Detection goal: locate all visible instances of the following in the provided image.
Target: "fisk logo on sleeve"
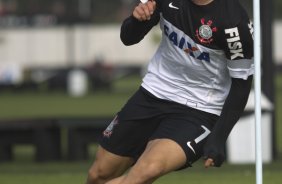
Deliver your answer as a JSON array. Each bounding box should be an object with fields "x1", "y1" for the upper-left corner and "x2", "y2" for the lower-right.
[{"x1": 225, "y1": 27, "x2": 244, "y2": 60}]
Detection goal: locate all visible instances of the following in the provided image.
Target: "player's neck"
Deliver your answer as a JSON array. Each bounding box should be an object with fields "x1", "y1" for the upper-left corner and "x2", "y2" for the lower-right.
[{"x1": 191, "y1": 0, "x2": 214, "y2": 5}]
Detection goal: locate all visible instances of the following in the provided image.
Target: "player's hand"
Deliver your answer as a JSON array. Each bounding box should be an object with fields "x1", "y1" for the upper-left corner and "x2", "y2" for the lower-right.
[
  {"x1": 203, "y1": 133, "x2": 226, "y2": 167},
  {"x1": 133, "y1": 0, "x2": 156, "y2": 21},
  {"x1": 203, "y1": 147, "x2": 225, "y2": 168},
  {"x1": 204, "y1": 158, "x2": 215, "y2": 168}
]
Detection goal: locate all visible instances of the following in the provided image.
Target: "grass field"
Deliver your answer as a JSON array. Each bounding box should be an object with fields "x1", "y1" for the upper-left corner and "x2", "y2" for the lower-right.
[
  {"x1": 0, "y1": 73, "x2": 281, "y2": 184},
  {"x1": 0, "y1": 76, "x2": 141, "y2": 119},
  {"x1": 0, "y1": 155, "x2": 281, "y2": 184},
  {"x1": 0, "y1": 143, "x2": 281, "y2": 184}
]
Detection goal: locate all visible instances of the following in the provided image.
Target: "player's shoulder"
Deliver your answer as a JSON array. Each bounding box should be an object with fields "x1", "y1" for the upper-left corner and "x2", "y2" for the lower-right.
[{"x1": 219, "y1": 0, "x2": 249, "y2": 27}]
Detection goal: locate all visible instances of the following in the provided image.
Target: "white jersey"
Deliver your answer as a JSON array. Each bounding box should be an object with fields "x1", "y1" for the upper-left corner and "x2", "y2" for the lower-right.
[{"x1": 141, "y1": 0, "x2": 254, "y2": 115}]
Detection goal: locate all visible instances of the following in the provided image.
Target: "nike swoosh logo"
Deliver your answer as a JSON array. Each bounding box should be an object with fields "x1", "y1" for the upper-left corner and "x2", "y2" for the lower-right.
[
  {"x1": 187, "y1": 141, "x2": 196, "y2": 154},
  {"x1": 187, "y1": 125, "x2": 211, "y2": 155},
  {"x1": 169, "y1": 2, "x2": 179, "y2": 10}
]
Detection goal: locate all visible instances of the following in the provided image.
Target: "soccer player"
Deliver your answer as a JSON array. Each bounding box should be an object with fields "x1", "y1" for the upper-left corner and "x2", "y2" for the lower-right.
[{"x1": 86, "y1": 0, "x2": 254, "y2": 183}]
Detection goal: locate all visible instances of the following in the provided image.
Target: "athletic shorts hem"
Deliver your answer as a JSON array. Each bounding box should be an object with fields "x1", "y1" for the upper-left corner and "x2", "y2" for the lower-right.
[{"x1": 99, "y1": 141, "x2": 138, "y2": 161}]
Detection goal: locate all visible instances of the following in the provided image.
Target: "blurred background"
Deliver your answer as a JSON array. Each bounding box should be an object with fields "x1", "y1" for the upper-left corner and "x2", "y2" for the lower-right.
[{"x1": 0, "y1": 0, "x2": 281, "y2": 184}]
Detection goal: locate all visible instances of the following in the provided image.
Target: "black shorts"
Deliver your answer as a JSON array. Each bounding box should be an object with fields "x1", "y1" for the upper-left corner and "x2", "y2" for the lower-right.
[{"x1": 99, "y1": 87, "x2": 219, "y2": 168}]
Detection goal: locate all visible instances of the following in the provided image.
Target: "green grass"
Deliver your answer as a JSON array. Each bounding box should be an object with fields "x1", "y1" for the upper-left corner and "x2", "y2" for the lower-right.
[
  {"x1": 0, "y1": 73, "x2": 281, "y2": 184},
  {"x1": 155, "y1": 161, "x2": 282, "y2": 184},
  {"x1": 0, "y1": 158, "x2": 281, "y2": 184},
  {"x1": 0, "y1": 75, "x2": 142, "y2": 120},
  {"x1": 0, "y1": 92, "x2": 130, "y2": 119}
]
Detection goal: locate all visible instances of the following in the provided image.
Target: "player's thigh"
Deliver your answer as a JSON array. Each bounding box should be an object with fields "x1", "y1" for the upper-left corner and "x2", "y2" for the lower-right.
[
  {"x1": 134, "y1": 139, "x2": 186, "y2": 175},
  {"x1": 147, "y1": 114, "x2": 217, "y2": 169},
  {"x1": 89, "y1": 146, "x2": 134, "y2": 177}
]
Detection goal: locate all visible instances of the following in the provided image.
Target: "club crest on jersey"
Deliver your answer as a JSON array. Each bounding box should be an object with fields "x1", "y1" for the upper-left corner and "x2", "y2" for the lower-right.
[
  {"x1": 196, "y1": 18, "x2": 217, "y2": 44},
  {"x1": 103, "y1": 115, "x2": 119, "y2": 138}
]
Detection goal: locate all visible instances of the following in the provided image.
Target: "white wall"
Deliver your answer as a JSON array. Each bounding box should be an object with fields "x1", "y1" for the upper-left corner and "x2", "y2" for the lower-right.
[
  {"x1": 0, "y1": 21, "x2": 281, "y2": 69},
  {"x1": 0, "y1": 25, "x2": 160, "y2": 68},
  {"x1": 0, "y1": 27, "x2": 69, "y2": 67},
  {"x1": 72, "y1": 25, "x2": 160, "y2": 66}
]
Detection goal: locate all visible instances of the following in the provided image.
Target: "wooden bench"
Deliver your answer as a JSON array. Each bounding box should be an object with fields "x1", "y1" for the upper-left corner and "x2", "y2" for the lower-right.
[
  {"x1": 58, "y1": 117, "x2": 111, "y2": 160},
  {"x1": 0, "y1": 117, "x2": 111, "y2": 162},
  {"x1": 0, "y1": 119, "x2": 61, "y2": 162}
]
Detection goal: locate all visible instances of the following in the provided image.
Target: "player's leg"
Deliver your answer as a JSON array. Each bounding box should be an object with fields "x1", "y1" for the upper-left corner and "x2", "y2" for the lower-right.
[
  {"x1": 86, "y1": 146, "x2": 134, "y2": 184},
  {"x1": 105, "y1": 138, "x2": 186, "y2": 184},
  {"x1": 105, "y1": 108, "x2": 218, "y2": 184},
  {"x1": 86, "y1": 87, "x2": 163, "y2": 184}
]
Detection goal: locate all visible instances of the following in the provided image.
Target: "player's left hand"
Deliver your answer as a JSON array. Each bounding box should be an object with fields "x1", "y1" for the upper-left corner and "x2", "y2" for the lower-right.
[
  {"x1": 203, "y1": 143, "x2": 226, "y2": 167},
  {"x1": 204, "y1": 158, "x2": 215, "y2": 168},
  {"x1": 203, "y1": 150, "x2": 225, "y2": 167}
]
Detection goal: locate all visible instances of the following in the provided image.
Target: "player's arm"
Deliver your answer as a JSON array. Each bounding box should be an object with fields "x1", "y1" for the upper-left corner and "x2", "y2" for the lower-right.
[
  {"x1": 120, "y1": 0, "x2": 160, "y2": 46},
  {"x1": 203, "y1": 10, "x2": 254, "y2": 167},
  {"x1": 203, "y1": 76, "x2": 253, "y2": 167}
]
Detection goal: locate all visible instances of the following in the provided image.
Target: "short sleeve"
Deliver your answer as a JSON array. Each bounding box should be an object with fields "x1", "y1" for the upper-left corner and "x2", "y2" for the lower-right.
[{"x1": 223, "y1": 16, "x2": 254, "y2": 80}]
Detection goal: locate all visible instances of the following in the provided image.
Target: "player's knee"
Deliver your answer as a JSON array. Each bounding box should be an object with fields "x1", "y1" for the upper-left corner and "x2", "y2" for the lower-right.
[
  {"x1": 87, "y1": 165, "x2": 112, "y2": 184},
  {"x1": 134, "y1": 161, "x2": 165, "y2": 182}
]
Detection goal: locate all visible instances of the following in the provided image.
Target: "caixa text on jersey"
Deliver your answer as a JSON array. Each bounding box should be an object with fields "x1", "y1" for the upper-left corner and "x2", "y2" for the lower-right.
[{"x1": 164, "y1": 24, "x2": 210, "y2": 63}]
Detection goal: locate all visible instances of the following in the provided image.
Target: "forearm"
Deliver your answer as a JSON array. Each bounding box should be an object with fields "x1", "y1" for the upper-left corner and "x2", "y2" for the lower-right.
[
  {"x1": 204, "y1": 75, "x2": 253, "y2": 166},
  {"x1": 120, "y1": 14, "x2": 159, "y2": 46}
]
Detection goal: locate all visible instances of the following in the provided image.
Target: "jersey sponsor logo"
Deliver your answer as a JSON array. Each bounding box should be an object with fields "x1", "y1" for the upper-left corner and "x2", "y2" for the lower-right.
[
  {"x1": 187, "y1": 125, "x2": 211, "y2": 155},
  {"x1": 103, "y1": 115, "x2": 119, "y2": 138},
  {"x1": 225, "y1": 27, "x2": 244, "y2": 60},
  {"x1": 196, "y1": 18, "x2": 217, "y2": 44},
  {"x1": 168, "y1": 2, "x2": 179, "y2": 10},
  {"x1": 164, "y1": 24, "x2": 210, "y2": 62}
]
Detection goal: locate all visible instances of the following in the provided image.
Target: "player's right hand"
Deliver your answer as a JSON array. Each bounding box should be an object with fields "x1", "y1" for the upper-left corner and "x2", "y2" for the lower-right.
[{"x1": 133, "y1": 0, "x2": 156, "y2": 22}]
